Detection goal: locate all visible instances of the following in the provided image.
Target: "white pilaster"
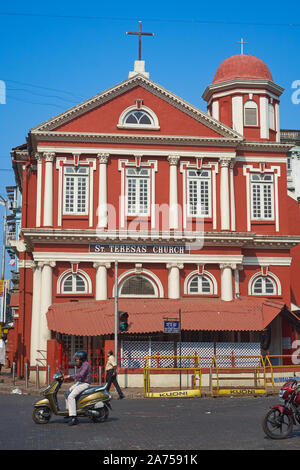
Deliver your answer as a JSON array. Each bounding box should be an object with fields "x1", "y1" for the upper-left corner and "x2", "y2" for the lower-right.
[
  {"x1": 97, "y1": 153, "x2": 109, "y2": 229},
  {"x1": 30, "y1": 263, "x2": 42, "y2": 366},
  {"x1": 212, "y1": 100, "x2": 219, "y2": 120},
  {"x1": 43, "y1": 152, "x2": 55, "y2": 227},
  {"x1": 275, "y1": 102, "x2": 280, "y2": 142},
  {"x1": 167, "y1": 263, "x2": 183, "y2": 299},
  {"x1": 232, "y1": 96, "x2": 243, "y2": 135},
  {"x1": 35, "y1": 153, "x2": 42, "y2": 227},
  {"x1": 220, "y1": 158, "x2": 231, "y2": 230},
  {"x1": 260, "y1": 96, "x2": 269, "y2": 139},
  {"x1": 168, "y1": 155, "x2": 180, "y2": 230},
  {"x1": 230, "y1": 161, "x2": 236, "y2": 231},
  {"x1": 39, "y1": 261, "x2": 55, "y2": 358},
  {"x1": 93, "y1": 262, "x2": 111, "y2": 300},
  {"x1": 220, "y1": 263, "x2": 233, "y2": 301}
]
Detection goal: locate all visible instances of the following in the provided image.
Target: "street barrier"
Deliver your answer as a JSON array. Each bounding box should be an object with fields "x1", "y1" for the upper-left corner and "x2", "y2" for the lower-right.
[
  {"x1": 143, "y1": 354, "x2": 202, "y2": 397},
  {"x1": 210, "y1": 354, "x2": 272, "y2": 396}
]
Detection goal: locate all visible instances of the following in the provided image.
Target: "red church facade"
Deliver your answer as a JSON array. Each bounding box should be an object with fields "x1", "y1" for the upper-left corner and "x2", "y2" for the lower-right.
[{"x1": 8, "y1": 55, "x2": 300, "y2": 385}]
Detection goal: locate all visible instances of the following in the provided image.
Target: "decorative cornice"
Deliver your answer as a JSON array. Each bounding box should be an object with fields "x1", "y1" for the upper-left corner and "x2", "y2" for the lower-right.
[
  {"x1": 31, "y1": 130, "x2": 240, "y2": 148},
  {"x1": 236, "y1": 141, "x2": 293, "y2": 152},
  {"x1": 21, "y1": 228, "x2": 300, "y2": 250}
]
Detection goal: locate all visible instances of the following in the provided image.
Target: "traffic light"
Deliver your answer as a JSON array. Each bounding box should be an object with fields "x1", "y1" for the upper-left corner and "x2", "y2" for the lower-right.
[{"x1": 118, "y1": 311, "x2": 129, "y2": 332}]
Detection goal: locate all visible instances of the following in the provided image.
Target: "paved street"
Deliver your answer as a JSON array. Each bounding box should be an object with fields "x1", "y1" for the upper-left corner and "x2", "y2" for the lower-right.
[{"x1": 0, "y1": 393, "x2": 300, "y2": 452}]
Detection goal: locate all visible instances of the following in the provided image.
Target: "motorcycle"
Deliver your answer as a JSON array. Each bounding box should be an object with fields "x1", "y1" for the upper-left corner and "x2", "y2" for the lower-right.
[
  {"x1": 262, "y1": 379, "x2": 300, "y2": 439},
  {"x1": 32, "y1": 370, "x2": 112, "y2": 424}
]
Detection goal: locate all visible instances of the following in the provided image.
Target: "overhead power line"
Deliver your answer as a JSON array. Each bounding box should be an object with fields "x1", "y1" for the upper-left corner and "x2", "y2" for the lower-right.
[{"x1": 0, "y1": 11, "x2": 299, "y2": 28}]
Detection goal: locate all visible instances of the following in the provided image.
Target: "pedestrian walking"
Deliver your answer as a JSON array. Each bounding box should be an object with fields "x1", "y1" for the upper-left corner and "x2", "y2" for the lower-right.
[
  {"x1": 0, "y1": 335, "x2": 6, "y2": 374},
  {"x1": 105, "y1": 350, "x2": 124, "y2": 399},
  {"x1": 64, "y1": 350, "x2": 92, "y2": 425}
]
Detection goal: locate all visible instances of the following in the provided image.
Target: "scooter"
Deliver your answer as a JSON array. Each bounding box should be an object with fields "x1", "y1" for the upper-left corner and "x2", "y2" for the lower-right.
[{"x1": 32, "y1": 370, "x2": 112, "y2": 424}]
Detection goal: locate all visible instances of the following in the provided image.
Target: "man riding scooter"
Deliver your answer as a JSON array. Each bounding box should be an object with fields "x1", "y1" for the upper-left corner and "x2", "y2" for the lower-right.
[{"x1": 64, "y1": 350, "x2": 92, "y2": 426}]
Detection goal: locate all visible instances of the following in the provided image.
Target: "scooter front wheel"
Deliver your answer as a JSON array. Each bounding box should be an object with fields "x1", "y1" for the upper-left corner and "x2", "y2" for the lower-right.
[
  {"x1": 262, "y1": 409, "x2": 293, "y2": 439},
  {"x1": 32, "y1": 406, "x2": 51, "y2": 424}
]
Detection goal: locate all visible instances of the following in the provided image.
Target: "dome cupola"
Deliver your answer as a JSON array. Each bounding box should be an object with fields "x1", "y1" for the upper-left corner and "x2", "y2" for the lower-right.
[{"x1": 202, "y1": 53, "x2": 284, "y2": 142}]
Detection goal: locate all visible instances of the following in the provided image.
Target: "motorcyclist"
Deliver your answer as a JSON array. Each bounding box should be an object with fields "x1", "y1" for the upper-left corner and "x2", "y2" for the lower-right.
[{"x1": 64, "y1": 350, "x2": 92, "y2": 426}]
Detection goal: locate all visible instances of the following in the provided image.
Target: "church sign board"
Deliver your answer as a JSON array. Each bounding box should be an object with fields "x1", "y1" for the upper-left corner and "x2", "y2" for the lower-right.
[{"x1": 89, "y1": 243, "x2": 189, "y2": 254}]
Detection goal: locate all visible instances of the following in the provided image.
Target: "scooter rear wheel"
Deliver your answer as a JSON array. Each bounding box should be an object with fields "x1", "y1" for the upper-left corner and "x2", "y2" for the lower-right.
[
  {"x1": 262, "y1": 409, "x2": 293, "y2": 439},
  {"x1": 32, "y1": 406, "x2": 52, "y2": 424},
  {"x1": 91, "y1": 407, "x2": 109, "y2": 423}
]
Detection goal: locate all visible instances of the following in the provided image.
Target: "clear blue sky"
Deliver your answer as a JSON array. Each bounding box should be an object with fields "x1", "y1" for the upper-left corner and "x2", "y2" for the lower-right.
[{"x1": 0, "y1": 0, "x2": 300, "y2": 277}]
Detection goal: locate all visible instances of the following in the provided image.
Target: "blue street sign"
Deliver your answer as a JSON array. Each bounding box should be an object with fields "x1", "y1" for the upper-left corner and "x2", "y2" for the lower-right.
[{"x1": 164, "y1": 320, "x2": 180, "y2": 334}]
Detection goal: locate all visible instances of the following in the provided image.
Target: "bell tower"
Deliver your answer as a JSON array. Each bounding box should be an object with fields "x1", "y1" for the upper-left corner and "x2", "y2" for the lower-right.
[{"x1": 202, "y1": 53, "x2": 284, "y2": 142}]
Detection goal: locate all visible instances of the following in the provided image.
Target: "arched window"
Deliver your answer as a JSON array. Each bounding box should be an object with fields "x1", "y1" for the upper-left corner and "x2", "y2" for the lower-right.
[
  {"x1": 119, "y1": 275, "x2": 157, "y2": 297},
  {"x1": 244, "y1": 100, "x2": 258, "y2": 126},
  {"x1": 252, "y1": 276, "x2": 276, "y2": 295},
  {"x1": 188, "y1": 275, "x2": 213, "y2": 295},
  {"x1": 57, "y1": 269, "x2": 92, "y2": 295},
  {"x1": 118, "y1": 105, "x2": 160, "y2": 130},
  {"x1": 62, "y1": 273, "x2": 88, "y2": 293},
  {"x1": 124, "y1": 110, "x2": 153, "y2": 125}
]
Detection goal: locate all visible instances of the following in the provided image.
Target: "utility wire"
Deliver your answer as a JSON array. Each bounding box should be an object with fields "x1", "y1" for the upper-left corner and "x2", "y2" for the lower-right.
[
  {"x1": 7, "y1": 88, "x2": 80, "y2": 104},
  {"x1": 3, "y1": 79, "x2": 84, "y2": 100},
  {"x1": 0, "y1": 11, "x2": 299, "y2": 27}
]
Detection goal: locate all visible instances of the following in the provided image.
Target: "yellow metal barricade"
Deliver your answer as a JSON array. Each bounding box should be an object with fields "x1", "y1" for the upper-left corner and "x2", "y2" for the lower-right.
[
  {"x1": 144, "y1": 354, "x2": 202, "y2": 398},
  {"x1": 210, "y1": 354, "x2": 271, "y2": 396}
]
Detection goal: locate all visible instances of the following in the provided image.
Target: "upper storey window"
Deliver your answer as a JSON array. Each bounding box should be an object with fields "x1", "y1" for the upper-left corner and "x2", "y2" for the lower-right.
[
  {"x1": 63, "y1": 166, "x2": 89, "y2": 215},
  {"x1": 126, "y1": 167, "x2": 150, "y2": 217},
  {"x1": 117, "y1": 103, "x2": 160, "y2": 130},
  {"x1": 187, "y1": 169, "x2": 211, "y2": 218},
  {"x1": 244, "y1": 100, "x2": 258, "y2": 126},
  {"x1": 251, "y1": 173, "x2": 274, "y2": 220}
]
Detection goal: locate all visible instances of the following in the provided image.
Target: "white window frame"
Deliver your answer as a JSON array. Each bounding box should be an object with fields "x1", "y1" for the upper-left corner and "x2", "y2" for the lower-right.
[
  {"x1": 61, "y1": 273, "x2": 88, "y2": 294},
  {"x1": 119, "y1": 274, "x2": 158, "y2": 298},
  {"x1": 125, "y1": 167, "x2": 151, "y2": 217},
  {"x1": 184, "y1": 269, "x2": 218, "y2": 295},
  {"x1": 243, "y1": 164, "x2": 280, "y2": 232},
  {"x1": 187, "y1": 169, "x2": 212, "y2": 218},
  {"x1": 57, "y1": 269, "x2": 92, "y2": 294},
  {"x1": 188, "y1": 275, "x2": 213, "y2": 295},
  {"x1": 250, "y1": 173, "x2": 274, "y2": 221},
  {"x1": 248, "y1": 271, "x2": 281, "y2": 296},
  {"x1": 63, "y1": 166, "x2": 89, "y2": 216},
  {"x1": 244, "y1": 100, "x2": 258, "y2": 126},
  {"x1": 117, "y1": 105, "x2": 160, "y2": 130}
]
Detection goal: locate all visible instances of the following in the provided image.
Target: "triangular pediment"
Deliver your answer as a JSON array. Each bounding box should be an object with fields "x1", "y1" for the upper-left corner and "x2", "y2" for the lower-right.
[{"x1": 30, "y1": 74, "x2": 243, "y2": 142}]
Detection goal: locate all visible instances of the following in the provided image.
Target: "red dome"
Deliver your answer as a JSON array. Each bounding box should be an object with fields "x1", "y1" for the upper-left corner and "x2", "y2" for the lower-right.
[{"x1": 212, "y1": 54, "x2": 273, "y2": 84}]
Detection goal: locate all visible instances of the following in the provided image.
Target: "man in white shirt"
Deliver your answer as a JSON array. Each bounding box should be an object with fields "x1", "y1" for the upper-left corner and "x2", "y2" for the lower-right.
[
  {"x1": 105, "y1": 350, "x2": 124, "y2": 399},
  {"x1": 0, "y1": 335, "x2": 6, "y2": 374}
]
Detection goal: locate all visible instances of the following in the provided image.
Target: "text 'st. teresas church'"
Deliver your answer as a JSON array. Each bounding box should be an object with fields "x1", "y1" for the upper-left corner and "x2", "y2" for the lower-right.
[{"x1": 8, "y1": 32, "x2": 300, "y2": 385}]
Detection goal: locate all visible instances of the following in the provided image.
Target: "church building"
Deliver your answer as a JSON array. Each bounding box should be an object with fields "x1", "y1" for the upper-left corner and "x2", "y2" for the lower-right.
[{"x1": 8, "y1": 33, "x2": 300, "y2": 385}]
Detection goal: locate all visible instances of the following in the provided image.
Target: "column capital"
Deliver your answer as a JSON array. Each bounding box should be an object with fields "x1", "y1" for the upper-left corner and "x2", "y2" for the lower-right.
[
  {"x1": 167, "y1": 155, "x2": 180, "y2": 166},
  {"x1": 166, "y1": 262, "x2": 184, "y2": 270},
  {"x1": 219, "y1": 262, "x2": 235, "y2": 270},
  {"x1": 35, "y1": 152, "x2": 43, "y2": 163},
  {"x1": 38, "y1": 261, "x2": 56, "y2": 269},
  {"x1": 93, "y1": 261, "x2": 111, "y2": 269},
  {"x1": 219, "y1": 157, "x2": 231, "y2": 168},
  {"x1": 97, "y1": 153, "x2": 110, "y2": 164},
  {"x1": 43, "y1": 152, "x2": 55, "y2": 162}
]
